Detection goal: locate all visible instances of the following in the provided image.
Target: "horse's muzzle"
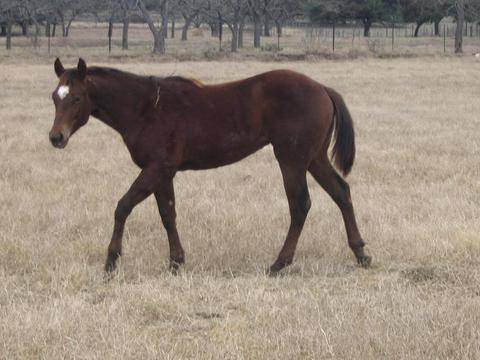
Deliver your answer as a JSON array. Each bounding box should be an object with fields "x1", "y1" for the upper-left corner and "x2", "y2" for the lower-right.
[{"x1": 49, "y1": 132, "x2": 68, "y2": 149}]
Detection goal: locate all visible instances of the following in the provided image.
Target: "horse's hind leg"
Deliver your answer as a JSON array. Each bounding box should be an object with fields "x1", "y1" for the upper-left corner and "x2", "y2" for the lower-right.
[
  {"x1": 154, "y1": 179, "x2": 185, "y2": 272},
  {"x1": 308, "y1": 158, "x2": 371, "y2": 267},
  {"x1": 269, "y1": 159, "x2": 311, "y2": 274}
]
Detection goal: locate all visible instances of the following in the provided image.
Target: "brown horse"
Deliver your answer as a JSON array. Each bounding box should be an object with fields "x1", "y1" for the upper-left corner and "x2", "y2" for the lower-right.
[{"x1": 49, "y1": 58, "x2": 371, "y2": 274}]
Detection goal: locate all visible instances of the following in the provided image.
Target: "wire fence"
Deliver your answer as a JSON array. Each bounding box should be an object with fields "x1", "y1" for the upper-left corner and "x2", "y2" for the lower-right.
[{"x1": 1, "y1": 20, "x2": 480, "y2": 59}]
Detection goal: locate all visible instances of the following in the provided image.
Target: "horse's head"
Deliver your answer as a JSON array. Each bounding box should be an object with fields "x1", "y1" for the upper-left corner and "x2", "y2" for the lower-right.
[{"x1": 49, "y1": 58, "x2": 93, "y2": 149}]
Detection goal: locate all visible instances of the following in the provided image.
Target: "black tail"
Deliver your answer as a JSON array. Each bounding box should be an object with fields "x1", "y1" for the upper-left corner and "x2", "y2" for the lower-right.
[{"x1": 325, "y1": 87, "x2": 355, "y2": 176}]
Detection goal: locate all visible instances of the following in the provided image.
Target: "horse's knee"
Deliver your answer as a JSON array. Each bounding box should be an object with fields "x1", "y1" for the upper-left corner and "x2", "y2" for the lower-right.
[
  {"x1": 161, "y1": 216, "x2": 176, "y2": 232},
  {"x1": 115, "y1": 199, "x2": 131, "y2": 222},
  {"x1": 333, "y1": 175, "x2": 353, "y2": 209},
  {"x1": 159, "y1": 206, "x2": 177, "y2": 232},
  {"x1": 294, "y1": 186, "x2": 311, "y2": 220}
]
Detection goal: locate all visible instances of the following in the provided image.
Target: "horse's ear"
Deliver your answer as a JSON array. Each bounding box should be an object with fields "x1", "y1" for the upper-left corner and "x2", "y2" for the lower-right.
[
  {"x1": 77, "y1": 58, "x2": 87, "y2": 81},
  {"x1": 54, "y1": 58, "x2": 65, "y2": 78}
]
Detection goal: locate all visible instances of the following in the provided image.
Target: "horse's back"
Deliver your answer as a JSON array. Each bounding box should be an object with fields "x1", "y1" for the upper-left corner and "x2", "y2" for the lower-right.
[{"x1": 177, "y1": 70, "x2": 335, "y2": 169}]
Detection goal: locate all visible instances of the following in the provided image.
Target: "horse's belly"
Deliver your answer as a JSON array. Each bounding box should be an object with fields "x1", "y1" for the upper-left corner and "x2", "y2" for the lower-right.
[{"x1": 180, "y1": 136, "x2": 269, "y2": 170}]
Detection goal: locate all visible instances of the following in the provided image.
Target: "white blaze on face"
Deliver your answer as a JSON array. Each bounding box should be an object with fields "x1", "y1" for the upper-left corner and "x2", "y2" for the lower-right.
[{"x1": 57, "y1": 85, "x2": 70, "y2": 100}]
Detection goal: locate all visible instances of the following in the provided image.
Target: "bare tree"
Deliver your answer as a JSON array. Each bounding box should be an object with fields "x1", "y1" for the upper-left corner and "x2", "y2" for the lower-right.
[
  {"x1": 138, "y1": 0, "x2": 168, "y2": 54},
  {"x1": 49, "y1": 0, "x2": 84, "y2": 37},
  {"x1": 267, "y1": 0, "x2": 301, "y2": 45},
  {"x1": 204, "y1": 5, "x2": 225, "y2": 50},
  {"x1": 119, "y1": 0, "x2": 136, "y2": 50},
  {"x1": 19, "y1": 0, "x2": 47, "y2": 47},
  {"x1": 263, "y1": 0, "x2": 271, "y2": 36},
  {"x1": 0, "y1": 0, "x2": 17, "y2": 49},
  {"x1": 455, "y1": 0, "x2": 465, "y2": 53},
  {"x1": 208, "y1": 0, "x2": 248, "y2": 52},
  {"x1": 179, "y1": 0, "x2": 205, "y2": 41},
  {"x1": 248, "y1": 0, "x2": 264, "y2": 48}
]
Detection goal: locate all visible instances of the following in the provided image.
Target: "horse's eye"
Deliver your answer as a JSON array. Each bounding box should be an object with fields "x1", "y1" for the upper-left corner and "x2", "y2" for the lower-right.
[{"x1": 73, "y1": 97, "x2": 81, "y2": 104}]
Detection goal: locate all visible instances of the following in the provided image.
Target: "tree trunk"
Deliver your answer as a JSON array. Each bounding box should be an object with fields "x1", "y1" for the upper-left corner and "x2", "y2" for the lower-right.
[
  {"x1": 434, "y1": 19, "x2": 441, "y2": 36},
  {"x1": 33, "y1": 23, "x2": 40, "y2": 48},
  {"x1": 161, "y1": 3, "x2": 168, "y2": 39},
  {"x1": 218, "y1": 15, "x2": 223, "y2": 51},
  {"x1": 276, "y1": 21, "x2": 282, "y2": 37},
  {"x1": 138, "y1": 0, "x2": 166, "y2": 54},
  {"x1": 52, "y1": 23, "x2": 56, "y2": 37},
  {"x1": 455, "y1": 0, "x2": 464, "y2": 53},
  {"x1": 45, "y1": 21, "x2": 51, "y2": 37},
  {"x1": 181, "y1": 17, "x2": 193, "y2": 41},
  {"x1": 21, "y1": 21, "x2": 28, "y2": 36},
  {"x1": 6, "y1": 21, "x2": 12, "y2": 50},
  {"x1": 122, "y1": 10, "x2": 129, "y2": 50},
  {"x1": 1, "y1": 25, "x2": 6, "y2": 37},
  {"x1": 65, "y1": 20, "x2": 73, "y2": 37},
  {"x1": 153, "y1": 32, "x2": 165, "y2": 53},
  {"x1": 229, "y1": 23, "x2": 238, "y2": 52},
  {"x1": 253, "y1": 13, "x2": 261, "y2": 48},
  {"x1": 209, "y1": 22, "x2": 219, "y2": 37},
  {"x1": 59, "y1": 14, "x2": 67, "y2": 37},
  {"x1": 363, "y1": 19, "x2": 371, "y2": 37},
  {"x1": 414, "y1": 22, "x2": 424, "y2": 37},
  {"x1": 238, "y1": 20, "x2": 244, "y2": 48},
  {"x1": 264, "y1": 13, "x2": 271, "y2": 36},
  {"x1": 171, "y1": 17, "x2": 175, "y2": 38}
]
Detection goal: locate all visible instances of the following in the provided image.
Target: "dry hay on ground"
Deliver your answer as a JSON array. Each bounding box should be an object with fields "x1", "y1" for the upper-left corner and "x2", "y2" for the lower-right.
[{"x1": 0, "y1": 58, "x2": 479, "y2": 359}]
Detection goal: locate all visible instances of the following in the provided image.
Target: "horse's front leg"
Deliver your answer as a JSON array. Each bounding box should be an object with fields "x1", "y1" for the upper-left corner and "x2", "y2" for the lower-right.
[
  {"x1": 154, "y1": 176, "x2": 185, "y2": 272},
  {"x1": 105, "y1": 166, "x2": 161, "y2": 273}
]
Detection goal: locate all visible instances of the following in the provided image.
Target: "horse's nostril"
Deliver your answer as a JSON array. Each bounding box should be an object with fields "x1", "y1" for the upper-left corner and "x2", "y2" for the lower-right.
[{"x1": 50, "y1": 133, "x2": 64, "y2": 145}]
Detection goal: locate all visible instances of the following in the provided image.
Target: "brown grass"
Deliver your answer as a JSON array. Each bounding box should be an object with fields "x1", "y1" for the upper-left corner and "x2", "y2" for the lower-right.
[{"x1": 1, "y1": 57, "x2": 480, "y2": 359}]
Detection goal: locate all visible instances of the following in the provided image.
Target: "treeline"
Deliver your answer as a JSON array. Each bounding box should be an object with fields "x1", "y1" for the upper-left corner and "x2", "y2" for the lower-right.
[
  {"x1": 308, "y1": 0, "x2": 480, "y2": 52},
  {"x1": 0, "y1": 0, "x2": 478, "y2": 53},
  {"x1": 308, "y1": 0, "x2": 479, "y2": 36},
  {"x1": 0, "y1": 0, "x2": 301, "y2": 53}
]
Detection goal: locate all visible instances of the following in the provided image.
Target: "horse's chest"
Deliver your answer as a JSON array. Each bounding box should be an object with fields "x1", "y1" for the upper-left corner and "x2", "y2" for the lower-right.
[{"x1": 122, "y1": 125, "x2": 178, "y2": 169}]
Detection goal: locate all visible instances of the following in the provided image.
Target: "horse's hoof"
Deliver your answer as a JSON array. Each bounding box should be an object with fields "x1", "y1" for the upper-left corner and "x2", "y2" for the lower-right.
[
  {"x1": 105, "y1": 251, "x2": 120, "y2": 273},
  {"x1": 267, "y1": 261, "x2": 289, "y2": 276},
  {"x1": 104, "y1": 261, "x2": 116, "y2": 274},
  {"x1": 357, "y1": 255, "x2": 372, "y2": 268},
  {"x1": 169, "y1": 264, "x2": 180, "y2": 275},
  {"x1": 169, "y1": 257, "x2": 185, "y2": 275}
]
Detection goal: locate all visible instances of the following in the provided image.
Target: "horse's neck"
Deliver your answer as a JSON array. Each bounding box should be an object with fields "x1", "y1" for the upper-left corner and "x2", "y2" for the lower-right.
[{"x1": 87, "y1": 74, "x2": 149, "y2": 135}]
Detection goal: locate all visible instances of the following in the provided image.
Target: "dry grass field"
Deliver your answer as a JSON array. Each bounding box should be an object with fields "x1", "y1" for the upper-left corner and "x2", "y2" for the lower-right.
[{"x1": 1, "y1": 55, "x2": 480, "y2": 359}]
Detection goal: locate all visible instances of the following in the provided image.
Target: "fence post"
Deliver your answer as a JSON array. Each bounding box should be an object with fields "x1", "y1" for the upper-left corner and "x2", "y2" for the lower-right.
[
  {"x1": 352, "y1": 23, "x2": 356, "y2": 49},
  {"x1": 332, "y1": 22, "x2": 335, "y2": 53},
  {"x1": 47, "y1": 22, "x2": 51, "y2": 55},
  {"x1": 392, "y1": 22, "x2": 395, "y2": 51},
  {"x1": 6, "y1": 19, "x2": 11, "y2": 50},
  {"x1": 443, "y1": 24, "x2": 446, "y2": 53},
  {"x1": 108, "y1": 19, "x2": 113, "y2": 53}
]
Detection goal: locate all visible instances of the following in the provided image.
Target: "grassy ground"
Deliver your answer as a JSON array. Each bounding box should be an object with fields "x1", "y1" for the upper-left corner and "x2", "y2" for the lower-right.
[{"x1": 1, "y1": 57, "x2": 480, "y2": 359}]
